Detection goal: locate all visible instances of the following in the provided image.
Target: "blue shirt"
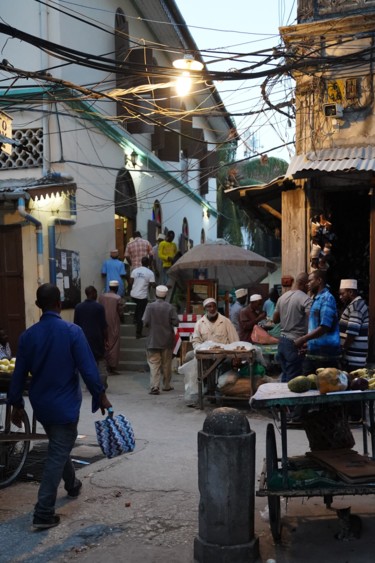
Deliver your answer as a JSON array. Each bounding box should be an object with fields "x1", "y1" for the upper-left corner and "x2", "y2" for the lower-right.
[
  {"x1": 7, "y1": 311, "x2": 104, "y2": 425},
  {"x1": 101, "y1": 258, "x2": 126, "y2": 296},
  {"x1": 307, "y1": 287, "x2": 341, "y2": 357}
]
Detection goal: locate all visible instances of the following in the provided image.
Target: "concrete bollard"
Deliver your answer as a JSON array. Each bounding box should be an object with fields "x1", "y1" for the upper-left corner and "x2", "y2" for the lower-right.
[{"x1": 194, "y1": 407, "x2": 259, "y2": 563}]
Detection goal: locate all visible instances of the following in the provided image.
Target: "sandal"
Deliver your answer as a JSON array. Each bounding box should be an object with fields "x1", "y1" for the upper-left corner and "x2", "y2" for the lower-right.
[
  {"x1": 163, "y1": 387, "x2": 174, "y2": 392},
  {"x1": 149, "y1": 388, "x2": 160, "y2": 395}
]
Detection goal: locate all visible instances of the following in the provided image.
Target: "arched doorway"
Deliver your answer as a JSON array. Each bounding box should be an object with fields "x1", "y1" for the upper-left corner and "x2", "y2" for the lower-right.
[{"x1": 114, "y1": 168, "x2": 137, "y2": 258}]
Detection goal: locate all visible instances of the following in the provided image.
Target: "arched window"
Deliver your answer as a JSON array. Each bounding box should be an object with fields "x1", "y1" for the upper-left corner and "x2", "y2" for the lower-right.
[
  {"x1": 115, "y1": 168, "x2": 137, "y2": 220},
  {"x1": 179, "y1": 217, "x2": 189, "y2": 254},
  {"x1": 152, "y1": 200, "x2": 162, "y2": 226},
  {"x1": 147, "y1": 200, "x2": 163, "y2": 245}
]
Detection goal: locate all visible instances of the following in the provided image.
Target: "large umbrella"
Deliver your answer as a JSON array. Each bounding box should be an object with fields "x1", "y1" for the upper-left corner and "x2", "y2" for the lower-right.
[{"x1": 168, "y1": 239, "x2": 277, "y2": 290}]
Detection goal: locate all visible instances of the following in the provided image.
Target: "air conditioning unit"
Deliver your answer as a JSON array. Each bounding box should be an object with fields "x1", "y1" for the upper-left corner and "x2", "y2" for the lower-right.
[{"x1": 323, "y1": 103, "x2": 344, "y2": 118}]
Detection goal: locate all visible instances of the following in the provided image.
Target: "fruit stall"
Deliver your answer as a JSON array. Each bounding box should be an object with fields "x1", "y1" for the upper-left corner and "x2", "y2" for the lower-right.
[{"x1": 250, "y1": 368, "x2": 375, "y2": 542}]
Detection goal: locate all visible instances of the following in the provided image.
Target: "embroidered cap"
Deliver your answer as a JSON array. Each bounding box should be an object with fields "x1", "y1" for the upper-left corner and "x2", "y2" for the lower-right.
[
  {"x1": 109, "y1": 280, "x2": 119, "y2": 287},
  {"x1": 340, "y1": 279, "x2": 357, "y2": 290},
  {"x1": 156, "y1": 285, "x2": 169, "y2": 297},
  {"x1": 235, "y1": 288, "x2": 247, "y2": 299},
  {"x1": 203, "y1": 297, "x2": 216, "y2": 307},
  {"x1": 250, "y1": 294, "x2": 262, "y2": 302}
]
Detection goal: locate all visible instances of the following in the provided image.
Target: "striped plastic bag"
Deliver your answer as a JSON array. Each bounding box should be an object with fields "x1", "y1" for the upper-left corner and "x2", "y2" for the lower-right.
[{"x1": 95, "y1": 412, "x2": 135, "y2": 459}]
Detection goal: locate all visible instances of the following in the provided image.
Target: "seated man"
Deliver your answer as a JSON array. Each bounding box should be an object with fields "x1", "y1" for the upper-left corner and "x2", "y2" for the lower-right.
[
  {"x1": 191, "y1": 297, "x2": 239, "y2": 348},
  {"x1": 183, "y1": 298, "x2": 239, "y2": 405}
]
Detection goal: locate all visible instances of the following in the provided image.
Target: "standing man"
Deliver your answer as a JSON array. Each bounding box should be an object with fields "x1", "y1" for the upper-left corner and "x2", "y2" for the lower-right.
[
  {"x1": 230, "y1": 288, "x2": 247, "y2": 333},
  {"x1": 294, "y1": 269, "x2": 341, "y2": 373},
  {"x1": 152, "y1": 233, "x2": 165, "y2": 286},
  {"x1": 158, "y1": 230, "x2": 177, "y2": 284},
  {"x1": 273, "y1": 273, "x2": 312, "y2": 382},
  {"x1": 263, "y1": 288, "x2": 279, "y2": 321},
  {"x1": 99, "y1": 280, "x2": 125, "y2": 375},
  {"x1": 339, "y1": 279, "x2": 369, "y2": 371},
  {"x1": 7, "y1": 283, "x2": 111, "y2": 530},
  {"x1": 74, "y1": 286, "x2": 108, "y2": 389},
  {"x1": 142, "y1": 285, "x2": 179, "y2": 395},
  {"x1": 124, "y1": 231, "x2": 153, "y2": 272},
  {"x1": 192, "y1": 298, "x2": 239, "y2": 348},
  {"x1": 239, "y1": 294, "x2": 266, "y2": 342},
  {"x1": 101, "y1": 249, "x2": 126, "y2": 297},
  {"x1": 129, "y1": 256, "x2": 155, "y2": 339}
]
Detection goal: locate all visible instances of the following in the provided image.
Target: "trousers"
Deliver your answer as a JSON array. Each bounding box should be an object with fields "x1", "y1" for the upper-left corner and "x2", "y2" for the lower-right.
[
  {"x1": 147, "y1": 348, "x2": 173, "y2": 390},
  {"x1": 34, "y1": 421, "x2": 79, "y2": 518}
]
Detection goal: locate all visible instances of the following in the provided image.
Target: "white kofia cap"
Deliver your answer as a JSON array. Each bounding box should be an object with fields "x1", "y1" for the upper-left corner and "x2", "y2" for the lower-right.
[
  {"x1": 157, "y1": 233, "x2": 166, "y2": 241},
  {"x1": 203, "y1": 297, "x2": 216, "y2": 307},
  {"x1": 109, "y1": 280, "x2": 119, "y2": 287},
  {"x1": 156, "y1": 285, "x2": 169, "y2": 297},
  {"x1": 340, "y1": 279, "x2": 357, "y2": 290},
  {"x1": 235, "y1": 288, "x2": 247, "y2": 299},
  {"x1": 250, "y1": 293, "x2": 262, "y2": 302}
]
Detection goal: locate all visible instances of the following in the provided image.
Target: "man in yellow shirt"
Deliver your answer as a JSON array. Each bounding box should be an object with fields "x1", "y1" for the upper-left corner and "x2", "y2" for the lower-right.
[{"x1": 158, "y1": 230, "x2": 177, "y2": 284}]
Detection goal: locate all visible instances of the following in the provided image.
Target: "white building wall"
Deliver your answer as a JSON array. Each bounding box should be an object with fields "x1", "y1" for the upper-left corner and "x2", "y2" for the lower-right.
[{"x1": 0, "y1": 0, "x2": 229, "y2": 327}]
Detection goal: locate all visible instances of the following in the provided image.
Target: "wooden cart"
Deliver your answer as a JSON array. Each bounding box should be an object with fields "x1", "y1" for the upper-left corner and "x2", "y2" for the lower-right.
[
  {"x1": 196, "y1": 349, "x2": 255, "y2": 409},
  {"x1": 0, "y1": 375, "x2": 47, "y2": 488},
  {"x1": 250, "y1": 383, "x2": 375, "y2": 542}
]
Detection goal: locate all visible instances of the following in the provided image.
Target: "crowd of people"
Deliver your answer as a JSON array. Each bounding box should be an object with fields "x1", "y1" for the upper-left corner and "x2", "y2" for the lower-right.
[{"x1": 3, "y1": 224, "x2": 371, "y2": 529}]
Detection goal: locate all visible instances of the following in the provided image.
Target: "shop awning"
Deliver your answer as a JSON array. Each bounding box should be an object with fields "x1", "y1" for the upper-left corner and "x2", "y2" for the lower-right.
[
  {"x1": 225, "y1": 175, "x2": 296, "y2": 230},
  {"x1": 286, "y1": 146, "x2": 375, "y2": 179},
  {"x1": 0, "y1": 175, "x2": 77, "y2": 201}
]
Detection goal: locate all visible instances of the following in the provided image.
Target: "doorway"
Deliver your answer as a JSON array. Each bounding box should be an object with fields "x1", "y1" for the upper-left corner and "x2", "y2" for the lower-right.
[{"x1": 0, "y1": 225, "x2": 26, "y2": 352}]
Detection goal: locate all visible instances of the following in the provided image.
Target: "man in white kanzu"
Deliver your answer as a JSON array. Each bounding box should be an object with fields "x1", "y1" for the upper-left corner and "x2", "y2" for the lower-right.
[
  {"x1": 191, "y1": 298, "x2": 239, "y2": 348},
  {"x1": 129, "y1": 257, "x2": 155, "y2": 339}
]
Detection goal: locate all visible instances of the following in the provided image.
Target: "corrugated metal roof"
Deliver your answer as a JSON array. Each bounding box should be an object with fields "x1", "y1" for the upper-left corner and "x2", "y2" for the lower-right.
[{"x1": 286, "y1": 146, "x2": 375, "y2": 178}]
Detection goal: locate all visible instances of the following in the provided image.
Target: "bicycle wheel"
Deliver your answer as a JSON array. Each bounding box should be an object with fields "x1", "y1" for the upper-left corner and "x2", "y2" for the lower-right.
[{"x1": 0, "y1": 405, "x2": 31, "y2": 489}]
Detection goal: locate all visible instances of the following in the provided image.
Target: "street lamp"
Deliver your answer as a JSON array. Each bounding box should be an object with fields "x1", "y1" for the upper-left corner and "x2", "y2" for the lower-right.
[
  {"x1": 125, "y1": 150, "x2": 138, "y2": 168},
  {"x1": 172, "y1": 54, "x2": 203, "y2": 97}
]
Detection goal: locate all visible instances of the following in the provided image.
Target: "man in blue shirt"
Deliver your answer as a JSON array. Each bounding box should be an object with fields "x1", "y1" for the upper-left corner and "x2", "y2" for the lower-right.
[
  {"x1": 101, "y1": 249, "x2": 126, "y2": 297},
  {"x1": 294, "y1": 269, "x2": 341, "y2": 373},
  {"x1": 8, "y1": 283, "x2": 111, "y2": 530}
]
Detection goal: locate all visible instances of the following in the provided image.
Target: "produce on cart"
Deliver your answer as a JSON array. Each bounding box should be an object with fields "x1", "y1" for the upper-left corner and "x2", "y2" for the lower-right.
[{"x1": 251, "y1": 375, "x2": 375, "y2": 542}]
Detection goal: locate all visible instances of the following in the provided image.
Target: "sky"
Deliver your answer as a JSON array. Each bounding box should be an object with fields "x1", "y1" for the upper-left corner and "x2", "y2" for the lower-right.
[{"x1": 176, "y1": 0, "x2": 297, "y2": 163}]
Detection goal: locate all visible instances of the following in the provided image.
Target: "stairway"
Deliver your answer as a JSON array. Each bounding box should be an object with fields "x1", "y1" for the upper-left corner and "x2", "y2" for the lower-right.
[{"x1": 118, "y1": 300, "x2": 149, "y2": 372}]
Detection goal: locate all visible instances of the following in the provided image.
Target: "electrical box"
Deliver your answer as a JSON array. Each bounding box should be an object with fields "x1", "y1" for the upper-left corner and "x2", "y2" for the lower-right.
[{"x1": 323, "y1": 103, "x2": 344, "y2": 118}]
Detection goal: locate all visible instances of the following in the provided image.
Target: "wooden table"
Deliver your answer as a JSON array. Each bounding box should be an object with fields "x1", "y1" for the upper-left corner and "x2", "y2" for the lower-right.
[{"x1": 195, "y1": 349, "x2": 255, "y2": 410}]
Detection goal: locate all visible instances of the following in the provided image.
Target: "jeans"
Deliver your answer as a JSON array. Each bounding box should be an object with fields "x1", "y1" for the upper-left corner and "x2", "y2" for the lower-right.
[
  {"x1": 278, "y1": 337, "x2": 304, "y2": 382},
  {"x1": 34, "y1": 421, "x2": 79, "y2": 519},
  {"x1": 302, "y1": 355, "x2": 340, "y2": 375}
]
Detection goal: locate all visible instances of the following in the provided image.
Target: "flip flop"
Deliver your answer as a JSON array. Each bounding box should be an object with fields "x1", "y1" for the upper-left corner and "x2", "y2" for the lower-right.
[{"x1": 163, "y1": 387, "x2": 174, "y2": 391}]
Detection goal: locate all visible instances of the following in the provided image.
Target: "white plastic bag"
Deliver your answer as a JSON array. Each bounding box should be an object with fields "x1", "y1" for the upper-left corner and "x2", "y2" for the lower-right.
[{"x1": 178, "y1": 358, "x2": 198, "y2": 401}]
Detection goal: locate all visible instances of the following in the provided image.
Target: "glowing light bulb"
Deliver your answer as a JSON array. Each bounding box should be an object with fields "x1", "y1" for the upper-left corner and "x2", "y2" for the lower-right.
[{"x1": 175, "y1": 71, "x2": 192, "y2": 97}]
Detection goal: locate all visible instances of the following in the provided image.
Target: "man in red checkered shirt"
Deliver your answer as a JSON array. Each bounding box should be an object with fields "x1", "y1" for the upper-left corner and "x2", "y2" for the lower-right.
[{"x1": 124, "y1": 231, "x2": 153, "y2": 272}]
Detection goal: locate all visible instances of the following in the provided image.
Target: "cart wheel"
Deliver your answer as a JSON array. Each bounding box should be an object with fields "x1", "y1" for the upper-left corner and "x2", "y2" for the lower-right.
[
  {"x1": 0, "y1": 408, "x2": 30, "y2": 489},
  {"x1": 266, "y1": 423, "x2": 282, "y2": 542}
]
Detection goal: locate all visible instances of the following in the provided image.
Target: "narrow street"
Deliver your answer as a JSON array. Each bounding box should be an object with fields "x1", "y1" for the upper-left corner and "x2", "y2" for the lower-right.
[{"x1": 0, "y1": 370, "x2": 374, "y2": 563}]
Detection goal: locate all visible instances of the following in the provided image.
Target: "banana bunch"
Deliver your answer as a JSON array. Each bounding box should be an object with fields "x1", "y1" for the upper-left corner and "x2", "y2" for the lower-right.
[{"x1": 349, "y1": 368, "x2": 371, "y2": 379}]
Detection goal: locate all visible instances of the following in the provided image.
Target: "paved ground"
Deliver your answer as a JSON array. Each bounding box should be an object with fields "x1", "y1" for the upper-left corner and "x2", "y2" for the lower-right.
[{"x1": 0, "y1": 369, "x2": 374, "y2": 563}]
